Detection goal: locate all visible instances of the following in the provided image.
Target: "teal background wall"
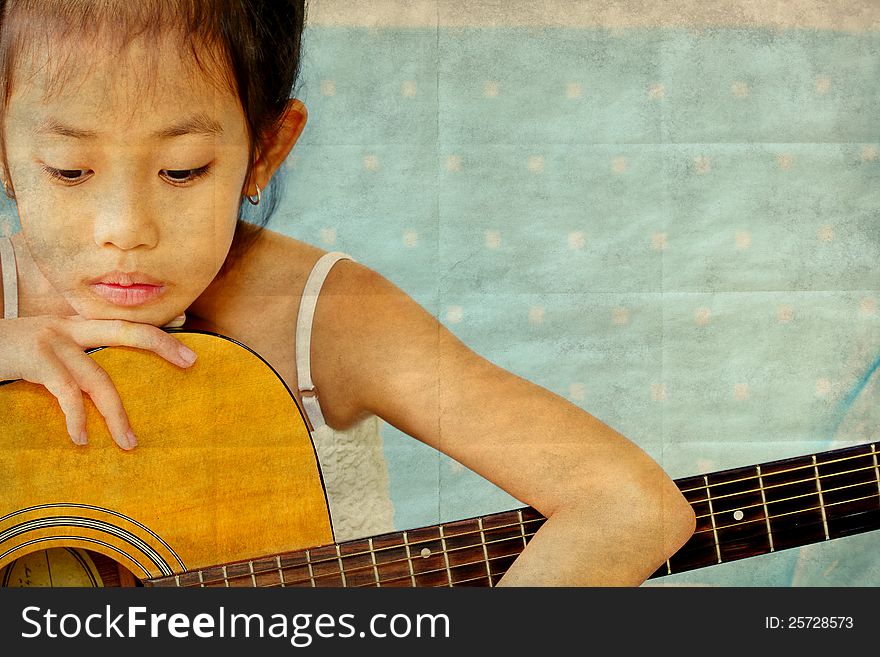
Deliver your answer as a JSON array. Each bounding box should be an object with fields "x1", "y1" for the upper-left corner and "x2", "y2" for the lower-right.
[{"x1": 280, "y1": 20, "x2": 879, "y2": 586}]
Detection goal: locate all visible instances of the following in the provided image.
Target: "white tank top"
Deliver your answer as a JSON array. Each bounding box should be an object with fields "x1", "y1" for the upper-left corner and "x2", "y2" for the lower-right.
[{"x1": 0, "y1": 234, "x2": 395, "y2": 542}]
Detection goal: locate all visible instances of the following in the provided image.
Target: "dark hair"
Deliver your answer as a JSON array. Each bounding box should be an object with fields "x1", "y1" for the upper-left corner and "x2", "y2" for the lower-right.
[{"x1": 0, "y1": 0, "x2": 308, "y2": 274}]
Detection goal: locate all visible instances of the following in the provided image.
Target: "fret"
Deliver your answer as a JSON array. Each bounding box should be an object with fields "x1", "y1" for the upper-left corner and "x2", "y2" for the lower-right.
[
  {"x1": 815, "y1": 443, "x2": 880, "y2": 540},
  {"x1": 223, "y1": 561, "x2": 257, "y2": 587},
  {"x1": 371, "y1": 532, "x2": 413, "y2": 587},
  {"x1": 368, "y1": 538, "x2": 381, "y2": 587},
  {"x1": 398, "y1": 527, "x2": 447, "y2": 586},
  {"x1": 276, "y1": 555, "x2": 286, "y2": 587},
  {"x1": 477, "y1": 518, "x2": 492, "y2": 584},
  {"x1": 873, "y1": 444, "x2": 880, "y2": 497},
  {"x1": 441, "y1": 518, "x2": 492, "y2": 586},
  {"x1": 175, "y1": 574, "x2": 181, "y2": 588},
  {"x1": 278, "y1": 550, "x2": 317, "y2": 587},
  {"x1": 762, "y1": 452, "x2": 825, "y2": 551},
  {"x1": 482, "y1": 511, "x2": 528, "y2": 584},
  {"x1": 307, "y1": 545, "x2": 345, "y2": 586},
  {"x1": 402, "y1": 531, "x2": 417, "y2": 587},
  {"x1": 665, "y1": 560, "x2": 671, "y2": 575},
  {"x1": 339, "y1": 539, "x2": 382, "y2": 587},
  {"x1": 756, "y1": 465, "x2": 775, "y2": 552},
  {"x1": 438, "y1": 526, "x2": 454, "y2": 587},
  {"x1": 335, "y1": 544, "x2": 347, "y2": 587},
  {"x1": 706, "y1": 465, "x2": 772, "y2": 562},
  {"x1": 664, "y1": 473, "x2": 720, "y2": 575},
  {"x1": 306, "y1": 549, "x2": 316, "y2": 587},
  {"x1": 197, "y1": 565, "x2": 226, "y2": 587},
  {"x1": 250, "y1": 557, "x2": 285, "y2": 587},
  {"x1": 812, "y1": 456, "x2": 830, "y2": 540},
  {"x1": 517, "y1": 509, "x2": 528, "y2": 549},
  {"x1": 176, "y1": 570, "x2": 202, "y2": 587},
  {"x1": 704, "y1": 476, "x2": 722, "y2": 564}
]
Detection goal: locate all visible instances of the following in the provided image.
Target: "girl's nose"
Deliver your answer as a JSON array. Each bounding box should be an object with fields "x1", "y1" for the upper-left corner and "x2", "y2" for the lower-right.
[{"x1": 92, "y1": 181, "x2": 159, "y2": 251}]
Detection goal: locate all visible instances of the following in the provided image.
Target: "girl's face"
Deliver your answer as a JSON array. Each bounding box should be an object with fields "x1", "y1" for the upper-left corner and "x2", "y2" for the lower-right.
[{"x1": 3, "y1": 33, "x2": 251, "y2": 326}]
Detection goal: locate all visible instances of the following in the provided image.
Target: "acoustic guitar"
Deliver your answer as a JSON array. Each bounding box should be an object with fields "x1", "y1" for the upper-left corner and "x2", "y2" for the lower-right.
[{"x1": 1, "y1": 330, "x2": 877, "y2": 587}]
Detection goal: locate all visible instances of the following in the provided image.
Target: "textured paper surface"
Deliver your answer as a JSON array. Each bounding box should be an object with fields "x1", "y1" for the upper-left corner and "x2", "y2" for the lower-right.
[
  {"x1": 1, "y1": 0, "x2": 875, "y2": 586},
  {"x1": 285, "y1": 0, "x2": 879, "y2": 586}
]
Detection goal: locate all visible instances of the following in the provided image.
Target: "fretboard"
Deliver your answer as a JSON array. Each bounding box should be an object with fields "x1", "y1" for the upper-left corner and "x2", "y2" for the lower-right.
[
  {"x1": 147, "y1": 441, "x2": 880, "y2": 587},
  {"x1": 656, "y1": 440, "x2": 880, "y2": 577},
  {"x1": 149, "y1": 508, "x2": 543, "y2": 587}
]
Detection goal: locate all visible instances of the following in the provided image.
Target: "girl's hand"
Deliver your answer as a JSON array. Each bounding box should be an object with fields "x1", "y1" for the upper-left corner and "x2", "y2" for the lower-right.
[{"x1": 0, "y1": 315, "x2": 197, "y2": 450}]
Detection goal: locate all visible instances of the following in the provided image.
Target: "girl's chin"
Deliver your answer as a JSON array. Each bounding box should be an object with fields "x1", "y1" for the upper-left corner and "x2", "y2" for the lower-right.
[
  {"x1": 71, "y1": 302, "x2": 181, "y2": 328},
  {"x1": 71, "y1": 288, "x2": 188, "y2": 327}
]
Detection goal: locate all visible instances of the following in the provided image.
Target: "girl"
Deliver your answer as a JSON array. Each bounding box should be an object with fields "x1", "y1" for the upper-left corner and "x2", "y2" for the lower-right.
[{"x1": 0, "y1": 0, "x2": 695, "y2": 586}]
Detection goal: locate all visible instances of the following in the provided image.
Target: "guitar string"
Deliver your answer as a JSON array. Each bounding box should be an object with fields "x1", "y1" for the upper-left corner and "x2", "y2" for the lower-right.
[
  {"x1": 172, "y1": 483, "x2": 880, "y2": 589},
  {"x1": 268, "y1": 493, "x2": 880, "y2": 589},
  {"x1": 155, "y1": 453, "x2": 876, "y2": 588},
  {"x1": 306, "y1": 491, "x2": 879, "y2": 588},
  {"x1": 248, "y1": 549, "x2": 518, "y2": 588},
  {"x1": 196, "y1": 531, "x2": 536, "y2": 588},
  {"x1": 172, "y1": 517, "x2": 544, "y2": 586},
  {"x1": 691, "y1": 489, "x2": 879, "y2": 536},
  {"x1": 677, "y1": 447, "x2": 878, "y2": 496},
  {"x1": 234, "y1": 494, "x2": 873, "y2": 589},
  {"x1": 298, "y1": 550, "x2": 516, "y2": 588},
  {"x1": 184, "y1": 526, "x2": 540, "y2": 588},
  {"x1": 174, "y1": 461, "x2": 880, "y2": 588},
  {"x1": 179, "y1": 484, "x2": 880, "y2": 588},
  {"x1": 690, "y1": 463, "x2": 880, "y2": 520},
  {"x1": 259, "y1": 490, "x2": 880, "y2": 588},
  {"x1": 159, "y1": 453, "x2": 880, "y2": 589}
]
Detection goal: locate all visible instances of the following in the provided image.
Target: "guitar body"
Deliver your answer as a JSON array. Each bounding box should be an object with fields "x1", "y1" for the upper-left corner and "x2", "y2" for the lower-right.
[{"x1": 0, "y1": 331, "x2": 334, "y2": 586}]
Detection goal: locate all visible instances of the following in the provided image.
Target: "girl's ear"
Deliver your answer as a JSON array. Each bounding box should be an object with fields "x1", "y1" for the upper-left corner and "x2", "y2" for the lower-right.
[{"x1": 245, "y1": 98, "x2": 308, "y2": 196}]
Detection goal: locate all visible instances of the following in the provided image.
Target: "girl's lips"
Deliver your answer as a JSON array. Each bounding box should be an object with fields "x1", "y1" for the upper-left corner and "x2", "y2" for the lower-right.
[{"x1": 90, "y1": 283, "x2": 166, "y2": 307}]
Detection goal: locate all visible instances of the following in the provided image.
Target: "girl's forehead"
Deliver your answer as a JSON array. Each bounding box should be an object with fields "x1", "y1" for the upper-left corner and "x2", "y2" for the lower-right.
[
  {"x1": 9, "y1": 28, "x2": 235, "y2": 113},
  {"x1": 6, "y1": 37, "x2": 242, "y2": 140}
]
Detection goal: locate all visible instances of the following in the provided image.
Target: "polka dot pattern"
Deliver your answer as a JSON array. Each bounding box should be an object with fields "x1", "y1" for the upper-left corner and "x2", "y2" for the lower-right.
[{"x1": 275, "y1": 25, "x2": 879, "y2": 587}]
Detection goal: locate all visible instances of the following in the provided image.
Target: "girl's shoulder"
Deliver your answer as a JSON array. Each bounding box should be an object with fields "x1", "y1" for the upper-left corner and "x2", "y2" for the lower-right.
[
  {"x1": 189, "y1": 226, "x2": 376, "y2": 325},
  {"x1": 186, "y1": 227, "x2": 391, "y2": 429}
]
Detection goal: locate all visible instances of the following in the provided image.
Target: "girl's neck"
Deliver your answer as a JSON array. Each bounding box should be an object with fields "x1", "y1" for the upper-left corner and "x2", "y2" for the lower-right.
[{"x1": 9, "y1": 232, "x2": 79, "y2": 318}]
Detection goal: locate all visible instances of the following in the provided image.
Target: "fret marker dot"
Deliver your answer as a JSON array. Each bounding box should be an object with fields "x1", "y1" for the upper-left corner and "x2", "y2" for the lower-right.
[
  {"x1": 420, "y1": 548, "x2": 431, "y2": 558},
  {"x1": 733, "y1": 510, "x2": 744, "y2": 521}
]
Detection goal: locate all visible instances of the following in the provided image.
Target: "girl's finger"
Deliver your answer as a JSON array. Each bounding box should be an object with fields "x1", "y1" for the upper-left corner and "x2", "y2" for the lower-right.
[
  {"x1": 52, "y1": 339, "x2": 137, "y2": 450},
  {"x1": 19, "y1": 344, "x2": 88, "y2": 446},
  {"x1": 63, "y1": 318, "x2": 197, "y2": 367}
]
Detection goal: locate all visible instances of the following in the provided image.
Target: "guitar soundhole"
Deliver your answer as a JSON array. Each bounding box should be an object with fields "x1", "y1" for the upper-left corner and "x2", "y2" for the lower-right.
[{"x1": 0, "y1": 548, "x2": 142, "y2": 587}]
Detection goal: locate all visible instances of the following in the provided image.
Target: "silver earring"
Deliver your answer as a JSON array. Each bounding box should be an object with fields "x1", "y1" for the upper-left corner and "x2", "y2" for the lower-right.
[{"x1": 245, "y1": 183, "x2": 261, "y2": 206}]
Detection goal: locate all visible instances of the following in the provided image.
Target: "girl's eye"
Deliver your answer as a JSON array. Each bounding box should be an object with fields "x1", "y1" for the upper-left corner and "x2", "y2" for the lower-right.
[
  {"x1": 159, "y1": 165, "x2": 211, "y2": 185},
  {"x1": 40, "y1": 164, "x2": 212, "y2": 186},
  {"x1": 42, "y1": 165, "x2": 91, "y2": 184},
  {"x1": 42, "y1": 164, "x2": 211, "y2": 186}
]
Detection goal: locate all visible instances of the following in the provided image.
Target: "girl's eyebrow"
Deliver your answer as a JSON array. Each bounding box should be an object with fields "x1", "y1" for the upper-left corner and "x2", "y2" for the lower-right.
[{"x1": 31, "y1": 112, "x2": 224, "y2": 139}]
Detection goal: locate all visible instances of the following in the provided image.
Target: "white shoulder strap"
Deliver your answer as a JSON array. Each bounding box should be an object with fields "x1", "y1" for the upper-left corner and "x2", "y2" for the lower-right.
[
  {"x1": 295, "y1": 251, "x2": 354, "y2": 431},
  {"x1": 0, "y1": 235, "x2": 18, "y2": 320}
]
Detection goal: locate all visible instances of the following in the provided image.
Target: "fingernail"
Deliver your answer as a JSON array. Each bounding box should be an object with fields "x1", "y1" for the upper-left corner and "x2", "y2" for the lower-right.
[
  {"x1": 126, "y1": 429, "x2": 138, "y2": 449},
  {"x1": 178, "y1": 345, "x2": 197, "y2": 366},
  {"x1": 79, "y1": 430, "x2": 89, "y2": 446}
]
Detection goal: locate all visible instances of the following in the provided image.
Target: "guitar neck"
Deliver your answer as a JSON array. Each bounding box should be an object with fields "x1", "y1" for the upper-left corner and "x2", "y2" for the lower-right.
[
  {"x1": 659, "y1": 440, "x2": 880, "y2": 578},
  {"x1": 147, "y1": 441, "x2": 880, "y2": 588}
]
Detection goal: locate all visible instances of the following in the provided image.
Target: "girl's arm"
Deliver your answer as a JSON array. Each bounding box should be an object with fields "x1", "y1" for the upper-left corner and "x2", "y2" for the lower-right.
[{"x1": 312, "y1": 261, "x2": 697, "y2": 586}]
